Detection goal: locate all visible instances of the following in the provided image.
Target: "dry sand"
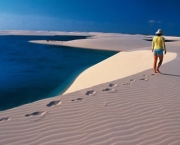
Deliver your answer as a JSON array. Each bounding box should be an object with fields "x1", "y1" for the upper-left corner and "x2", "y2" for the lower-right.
[{"x1": 1, "y1": 31, "x2": 180, "y2": 145}]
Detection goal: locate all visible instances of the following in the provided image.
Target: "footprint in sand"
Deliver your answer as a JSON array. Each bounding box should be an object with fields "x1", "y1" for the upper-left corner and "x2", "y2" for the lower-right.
[
  {"x1": 143, "y1": 75, "x2": 149, "y2": 78},
  {"x1": 72, "y1": 98, "x2": 85, "y2": 102},
  {"x1": 25, "y1": 111, "x2": 46, "y2": 117},
  {"x1": 140, "y1": 75, "x2": 149, "y2": 81},
  {"x1": 140, "y1": 78, "x2": 148, "y2": 81},
  {"x1": 151, "y1": 73, "x2": 157, "y2": 76},
  {"x1": 109, "y1": 83, "x2": 118, "y2": 87},
  {"x1": 46, "y1": 100, "x2": 62, "y2": 107},
  {"x1": 102, "y1": 88, "x2": 117, "y2": 93},
  {"x1": 123, "y1": 83, "x2": 131, "y2": 86},
  {"x1": 0, "y1": 117, "x2": 10, "y2": 122},
  {"x1": 123, "y1": 79, "x2": 135, "y2": 86},
  {"x1": 86, "y1": 90, "x2": 96, "y2": 96},
  {"x1": 104, "y1": 102, "x2": 108, "y2": 106},
  {"x1": 130, "y1": 79, "x2": 135, "y2": 82}
]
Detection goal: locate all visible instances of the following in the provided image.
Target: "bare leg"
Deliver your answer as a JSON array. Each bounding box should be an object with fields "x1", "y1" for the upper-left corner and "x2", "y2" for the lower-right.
[
  {"x1": 153, "y1": 55, "x2": 158, "y2": 73},
  {"x1": 157, "y1": 55, "x2": 163, "y2": 73}
]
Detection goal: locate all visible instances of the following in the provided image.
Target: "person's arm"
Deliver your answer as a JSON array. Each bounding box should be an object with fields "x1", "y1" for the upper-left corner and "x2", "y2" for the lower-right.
[
  {"x1": 152, "y1": 37, "x2": 154, "y2": 52},
  {"x1": 164, "y1": 43, "x2": 166, "y2": 54},
  {"x1": 163, "y1": 37, "x2": 166, "y2": 54}
]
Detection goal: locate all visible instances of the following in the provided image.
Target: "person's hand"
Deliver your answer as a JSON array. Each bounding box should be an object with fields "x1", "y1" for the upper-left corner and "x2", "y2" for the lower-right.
[
  {"x1": 164, "y1": 50, "x2": 167, "y2": 54},
  {"x1": 152, "y1": 49, "x2": 154, "y2": 52}
]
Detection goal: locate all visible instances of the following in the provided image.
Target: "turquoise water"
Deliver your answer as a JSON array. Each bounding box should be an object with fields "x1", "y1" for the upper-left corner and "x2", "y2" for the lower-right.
[{"x1": 0, "y1": 35, "x2": 117, "y2": 111}]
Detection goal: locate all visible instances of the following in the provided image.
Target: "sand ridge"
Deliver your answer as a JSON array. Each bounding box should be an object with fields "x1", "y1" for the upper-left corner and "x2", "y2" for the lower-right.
[{"x1": 63, "y1": 49, "x2": 177, "y2": 94}]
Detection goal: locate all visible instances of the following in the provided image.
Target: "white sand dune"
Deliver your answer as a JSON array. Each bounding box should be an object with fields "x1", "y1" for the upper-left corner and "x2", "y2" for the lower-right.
[
  {"x1": 63, "y1": 50, "x2": 176, "y2": 94},
  {"x1": 1, "y1": 31, "x2": 180, "y2": 145},
  {"x1": 30, "y1": 33, "x2": 180, "y2": 51},
  {"x1": 30, "y1": 34, "x2": 151, "y2": 51}
]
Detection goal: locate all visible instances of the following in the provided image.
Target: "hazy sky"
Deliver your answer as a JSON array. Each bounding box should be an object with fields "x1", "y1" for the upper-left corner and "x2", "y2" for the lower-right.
[{"x1": 0, "y1": 0, "x2": 179, "y2": 35}]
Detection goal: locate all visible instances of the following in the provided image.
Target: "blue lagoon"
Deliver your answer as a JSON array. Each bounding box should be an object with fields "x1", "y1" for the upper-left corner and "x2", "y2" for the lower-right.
[{"x1": 0, "y1": 35, "x2": 117, "y2": 110}]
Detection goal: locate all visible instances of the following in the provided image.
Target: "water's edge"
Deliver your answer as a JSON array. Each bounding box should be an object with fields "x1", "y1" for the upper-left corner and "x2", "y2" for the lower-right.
[{"x1": 0, "y1": 35, "x2": 117, "y2": 111}]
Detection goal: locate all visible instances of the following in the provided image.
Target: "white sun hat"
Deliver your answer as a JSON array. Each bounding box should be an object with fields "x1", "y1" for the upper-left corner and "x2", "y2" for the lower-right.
[{"x1": 156, "y1": 29, "x2": 163, "y2": 35}]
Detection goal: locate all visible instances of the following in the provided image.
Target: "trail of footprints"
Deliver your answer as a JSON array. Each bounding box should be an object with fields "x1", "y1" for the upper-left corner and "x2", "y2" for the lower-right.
[
  {"x1": 0, "y1": 73, "x2": 157, "y2": 122},
  {"x1": 102, "y1": 83, "x2": 118, "y2": 93}
]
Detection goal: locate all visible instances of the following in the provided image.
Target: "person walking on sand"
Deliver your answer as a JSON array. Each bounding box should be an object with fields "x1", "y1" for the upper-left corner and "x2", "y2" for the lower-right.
[{"x1": 152, "y1": 29, "x2": 167, "y2": 73}]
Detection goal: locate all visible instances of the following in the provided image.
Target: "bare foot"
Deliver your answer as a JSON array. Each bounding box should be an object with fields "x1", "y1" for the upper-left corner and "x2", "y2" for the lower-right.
[{"x1": 156, "y1": 69, "x2": 161, "y2": 73}]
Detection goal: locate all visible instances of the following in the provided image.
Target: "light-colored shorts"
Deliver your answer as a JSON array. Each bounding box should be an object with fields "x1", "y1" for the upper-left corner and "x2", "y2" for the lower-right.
[{"x1": 153, "y1": 49, "x2": 163, "y2": 56}]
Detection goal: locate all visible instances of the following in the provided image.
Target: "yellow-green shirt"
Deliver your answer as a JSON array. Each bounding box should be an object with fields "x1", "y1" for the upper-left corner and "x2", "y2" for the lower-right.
[{"x1": 152, "y1": 36, "x2": 166, "y2": 50}]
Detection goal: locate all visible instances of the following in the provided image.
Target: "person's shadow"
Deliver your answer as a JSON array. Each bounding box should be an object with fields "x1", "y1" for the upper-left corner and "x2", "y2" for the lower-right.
[{"x1": 161, "y1": 73, "x2": 180, "y2": 77}]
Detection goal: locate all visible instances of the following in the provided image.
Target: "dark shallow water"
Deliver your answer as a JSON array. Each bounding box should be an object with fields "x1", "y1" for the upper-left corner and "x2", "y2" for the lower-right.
[{"x1": 0, "y1": 35, "x2": 117, "y2": 111}]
